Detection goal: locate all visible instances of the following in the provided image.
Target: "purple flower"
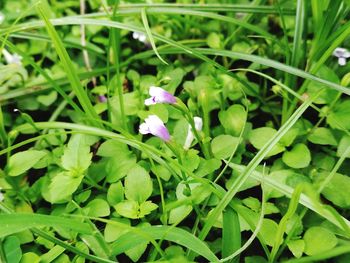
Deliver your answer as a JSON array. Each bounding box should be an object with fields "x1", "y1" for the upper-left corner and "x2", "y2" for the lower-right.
[
  {"x1": 139, "y1": 115, "x2": 170, "y2": 142},
  {"x1": 98, "y1": 95, "x2": 107, "y2": 103},
  {"x1": 144, "y1": 86, "x2": 177, "y2": 106}
]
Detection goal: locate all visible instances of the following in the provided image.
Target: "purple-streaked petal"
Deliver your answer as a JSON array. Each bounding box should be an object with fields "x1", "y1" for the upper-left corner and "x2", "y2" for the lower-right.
[
  {"x1": 150, "y1": 123, "x2": 170, "y2": 141},
  {"x1": 144, "y1": 97, "x2": 156, "y2": 106},
  {"x1": 139, "y1": 115, "x2": 170, "y2": 142},
  {"x1": 145, "y1": 86, "x2": 176, "y2": 105}
]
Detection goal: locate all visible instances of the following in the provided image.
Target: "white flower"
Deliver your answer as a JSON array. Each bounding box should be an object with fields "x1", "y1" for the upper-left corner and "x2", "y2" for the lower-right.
[
  {"x1": 132, "y1": 32, "x2": 147, "y2": 43},
  {"x1": 2, "y1": 48, "x2": 22, "y2": 65},
  {"x1": 144, "y1": 86, "x2": 177, "y2": 106},
  {"x1": 139, "y1": 115, "x2": 170, "y2": 142},
  {"x1": 333, "y1": 47, "x2": 350, "y2": 66},
  {"x1": 184, "y1": 117, "x2": 203, "y2": 150}
]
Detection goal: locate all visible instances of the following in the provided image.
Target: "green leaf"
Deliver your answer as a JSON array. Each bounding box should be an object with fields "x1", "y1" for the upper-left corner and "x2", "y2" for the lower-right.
[
  {"x1": 207, "y1": 32, "x2": 221, "y2": 49},
  {"x1": 287, "y1": 239, "x2": 305, "y2": 258},
  {"x1": 303, "y1": 226, "x2": 337, "y2": 255},
  {"x1": 104, "y1": 218, "x2": 130, "y2": 243},
  {"x1": 105, "y1": 154, "x2": 137, "y2": 183},
  {"x1": 85, "y1": 199, "x2": 110, "y2": 217},
  {"x1": 249, "y1": 127, "x2": 285, "y2": 157},
  {"x1": 125, "y1": 223, "x2": 150, "y2": 262},
  {"x1": 115, "y1": 200, "x2": 138, "y2": 219},
  {"x1": 306, "y1": 65, "x2": 339, "y2": 104},
  {"x1": 7, "y1": 150, "x2": 47, "y2": 177},
  {"x1": 260, "y1": 219, "x2": 278, "y2": 247},
  {"x1": 111, "y1": 225, "x2": 219, "y2": 262},
  {"x1": 0, "y1": 214, "x2": 92, "y2": 238},
  {"x1": 107, "y1": 182, "x2": 124, "y2": 206},
  {"x1": 169, "y1": 205, "x2": 193, "y2": 225},
  {"x1": 222, "y1": 208, "x2": 240, "y2": 261},
  {"x1": 139, "y1": 201, "x2": 158, "y2": 218},
  {"x1": 20, "y1": 252, "x2": 40, "y2": 263},
  {"x1": 219, "y1": 104, "x2": 247, "y2": 136},
  {"x1": 61, "y1": 134, "x2": 92, "y2": 175},
  {"x1": 124, "y1": 165, "x2": 153, "y2": 203},
  {"x1": 308, "y1": 127, "x2": 337, "y2": 145},
  {"x1": 47, "y1": 172, "x2": 83, "y2": 203},
  {"x1": 211, "y1": 135, "x2": 240, "y2": 159},
  {"x1": 37, "y1": 91, "x2": 57, "y2": 106},
  {"x1": 337, "y1": 135, "x2": 350, "y2": 158},
  {"x1": 3, "y1": 236, "x2": 22, "y2": 263},
  {"x1": 195, "y1": 158, "x2": 222, "y2": 177},
  {"x1": 321, "y1": 172, "x2": 350, "y2": 208},
  {"x1": 327, "y1": 100, "x2": 350, "y2": 130},
  {"x1": 97, "y1": 140, "x2": 129, "y2": 157},
  {"x1": 282, "y1": 143, "x2": 311, "y2": 168}
]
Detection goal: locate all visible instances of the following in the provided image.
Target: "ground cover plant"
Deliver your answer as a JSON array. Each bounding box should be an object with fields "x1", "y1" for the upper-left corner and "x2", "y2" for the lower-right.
[{"x1": 1, "y1": 0, "x2": 350, "y2": 262}]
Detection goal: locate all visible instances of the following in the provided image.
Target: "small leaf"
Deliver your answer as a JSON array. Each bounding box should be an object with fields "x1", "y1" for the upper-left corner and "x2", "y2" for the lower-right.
[
  {"x1": 115, "y1": 200, "x2": 139, "y2": 219},
  {"x1": 195, "y1": 158, "x2": 222, "y2": 177},
  {"x1": 337, "y1": 135, "x2": 350, "y2": 158},
  {"x1": 20, "y1": 252, "x2": 40, "y2": 263},
  {"x1": 85, "y1": 199, "x2": 110, "y2": 217},
  {"x1": 287, "y1": 239, "x2": 304, "y2": 258},
  {"x1": 139, "y1": 201, "x2": 158, "y2": 218},
  {"x1": 107, "y1": 182, "x2": 124, "y2": 206},
  {"x1": 106, "y1": 154, "x2": 137, "y2": 183},
  {"x1": 282, "y1": 143, "x2": 311, "y2": 168},
  {"x1": 61, "y1": 134, "x2": 92, "y2": 175},
  {"x1": 47, "y1": 172, "x2": 83, "y2": 203},
  {"x1": 3, "y1": 236, "x2": 22, "y2": 263},
  {"x1": 124, "y1": 165, "x2": 153, "y2": 203},
  {"x1": 303, "y1": 226, "x2": 337, "y2": 255},
  {"x1": 207, "y1": 32, "x2": 221, "y2": 49},
  {"x1": 219, "y1": 104, "x2": 247, "y2": 136},
  {"x1": 308, "y1": 127, "x2": 337, "y2": 145},
  {"x1": 37, "y1": 91, "x2": 57, "y2": 106},
  {"x1": 320, "y1": 172, "x2": 350, "y2": 208},
  {"x1": 211, "y1": 135, "x2": 240, "y2": 159},
  {"x1": 104, "y1": 218, "x2": 130, "y2": 242},
  {"x1": 7, "y1": 150, "x2": 47, "y2": 177},
  {"x1": 327, "y1": 100, "x2": 350, "y2": 130},
  {"x1": 249, "y1": 127, "x2": 285, "y2": 157},
  {"x1": 169, "y1": 205, "x2": 193, "y2": 224}
]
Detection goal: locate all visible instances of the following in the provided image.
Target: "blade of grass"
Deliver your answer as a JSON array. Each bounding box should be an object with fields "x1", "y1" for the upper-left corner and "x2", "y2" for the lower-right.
[
  {"x1": 141, "y1": 8, "x2": 168, "y2": 65},
  {"x1": 36, "y1": 3, "x2": 102, "y2": 128},
  {"x1": 222, "y1": 207, "x2": 241, "y2": 263}
]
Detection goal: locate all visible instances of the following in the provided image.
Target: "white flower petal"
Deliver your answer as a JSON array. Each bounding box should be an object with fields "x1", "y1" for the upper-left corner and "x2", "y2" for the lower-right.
[
  {"x1": 144, "y1": 98, "x2": 156, "y2": 106},
  {"x1": 339, "y1": 57, "x2": 347, "y2": 66},
  {"x1": 139, "y1": 122, "x2": 150, "y2": 134},
  {"x1": 194, "y1": 117, "x2": 203, "y2": 131}
]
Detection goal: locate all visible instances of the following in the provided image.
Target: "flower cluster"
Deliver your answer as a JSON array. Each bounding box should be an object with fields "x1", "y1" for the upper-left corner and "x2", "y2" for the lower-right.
[{"x1": 139, "y1": 86, "x2": 202, "y2": 148}]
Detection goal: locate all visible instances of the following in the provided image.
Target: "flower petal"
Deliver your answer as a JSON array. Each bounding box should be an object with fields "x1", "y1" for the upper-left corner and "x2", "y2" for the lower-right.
[
  {"x1": 145, "y1": 86, "x2": 176, "y2": 105},
  {"x1": 139, "y1": 123, "x2": 150, "y2": 135}
]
